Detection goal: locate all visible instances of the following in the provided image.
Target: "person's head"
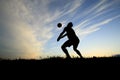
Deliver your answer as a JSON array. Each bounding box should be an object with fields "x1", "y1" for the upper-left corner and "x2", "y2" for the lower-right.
[{"x1": 67, "y1": 22, "x2": 73, "y2": 27}]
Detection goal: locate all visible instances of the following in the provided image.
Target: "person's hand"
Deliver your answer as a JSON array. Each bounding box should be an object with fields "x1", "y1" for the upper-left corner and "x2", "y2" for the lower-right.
[{"x1": 57, "y1": 37, "x2": 60, "y2": 42}]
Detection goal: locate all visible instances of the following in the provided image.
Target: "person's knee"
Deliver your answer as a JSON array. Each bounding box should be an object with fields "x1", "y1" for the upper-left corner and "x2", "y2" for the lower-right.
[{"x1": 73, "y1": 48, "x2": 77, "y2": 51}]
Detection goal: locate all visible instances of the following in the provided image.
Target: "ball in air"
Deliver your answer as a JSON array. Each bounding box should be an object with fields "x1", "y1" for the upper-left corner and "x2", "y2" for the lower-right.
[{"x1": 57, "y1": 23, "x2": 62, "y2": 28}]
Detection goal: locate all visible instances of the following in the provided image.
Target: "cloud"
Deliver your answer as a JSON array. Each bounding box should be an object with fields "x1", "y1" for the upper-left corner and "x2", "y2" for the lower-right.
[
  {"x1": 0, "y1": 0, "x2": 55, "y2": 59},
  {"x1": 74, "y1": 0, "x2": 120, "y2": 39},
  {"x1": 74, "y1": 0, "x2": 107, "y2": 20},
  {"x1": 47, "y1": 0, "x2": 83, "y2": 23},
  {"x1": 86, "y1": 0, "x2": 107, "y2": 14},
  {"x1": 62, "y1": 0, "x2": 83, "y2": 16},
  {"x1": 75, "y1": 15, "x2": 120, "y2": 38},
  {"x1": 74, "y1": 0, "x2": 119, "y2": 26}
]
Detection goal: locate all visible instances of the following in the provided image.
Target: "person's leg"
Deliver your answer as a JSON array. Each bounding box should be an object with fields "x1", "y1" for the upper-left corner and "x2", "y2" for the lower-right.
[
  {"x1": 73, "y1": 40, "x2": 83, "y2": 58},
  {"x1": 61, "y1": 41, "x2": 71, "y2": 58},
  {"x1": 73, "y1": 48, "x2": 83, "y2": 58}
]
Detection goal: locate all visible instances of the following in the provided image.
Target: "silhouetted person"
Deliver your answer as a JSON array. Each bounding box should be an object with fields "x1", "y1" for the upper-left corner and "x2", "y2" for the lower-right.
[{"x1": 57, "y1": 22, "x2": 83, "y2": 58}]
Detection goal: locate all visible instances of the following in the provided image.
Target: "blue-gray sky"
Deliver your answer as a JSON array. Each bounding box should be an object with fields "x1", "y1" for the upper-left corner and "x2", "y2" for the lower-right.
[{"x1": 0, "y1": 0, "x2": 120, "y2": 59}]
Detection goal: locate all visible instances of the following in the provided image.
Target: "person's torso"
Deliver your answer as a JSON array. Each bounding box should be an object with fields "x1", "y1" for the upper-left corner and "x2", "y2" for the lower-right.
[{"x1": 65, "y1": 27, "x2": 79, "y2": 41}]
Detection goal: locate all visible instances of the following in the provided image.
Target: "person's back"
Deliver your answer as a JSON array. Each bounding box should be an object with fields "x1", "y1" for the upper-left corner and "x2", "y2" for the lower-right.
[{"x1": 65, "y1": 26, "x2": 79, "y2": 41}]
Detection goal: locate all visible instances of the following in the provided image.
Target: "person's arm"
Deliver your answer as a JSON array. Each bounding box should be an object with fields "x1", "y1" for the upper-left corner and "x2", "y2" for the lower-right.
[
  {"x1": 60, "y1": 33, "x2": 67, "y2": 38},
  {"x1": 57, "y1": 28, "x2": 66, "y2": 42}
]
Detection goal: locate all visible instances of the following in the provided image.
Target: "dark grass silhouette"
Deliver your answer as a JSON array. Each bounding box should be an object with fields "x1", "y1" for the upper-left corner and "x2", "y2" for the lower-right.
[{"x1": 0, "y1": 56, "x2": 120, "y2": 64}]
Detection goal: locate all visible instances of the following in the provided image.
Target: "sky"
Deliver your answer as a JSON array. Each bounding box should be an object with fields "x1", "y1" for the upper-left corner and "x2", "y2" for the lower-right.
[{"x1": 0, "y1": 0, "x2": 120, "y2": 59}]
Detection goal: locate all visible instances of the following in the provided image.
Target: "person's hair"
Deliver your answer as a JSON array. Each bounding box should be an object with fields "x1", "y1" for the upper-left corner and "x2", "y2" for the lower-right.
[{"x1": 68, "y1": 22, "x2": 73, "y2": 27}]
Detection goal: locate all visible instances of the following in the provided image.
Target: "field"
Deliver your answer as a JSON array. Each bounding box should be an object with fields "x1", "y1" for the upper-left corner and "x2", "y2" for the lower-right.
[{"x1": 0, "y1": 56, "x2": 120, "y2": 64}]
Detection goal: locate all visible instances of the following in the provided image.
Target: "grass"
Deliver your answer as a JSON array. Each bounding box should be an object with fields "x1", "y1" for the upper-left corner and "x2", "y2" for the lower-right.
[{"x1": 0, "y1": 56, "x2": 120, "y2": 64}]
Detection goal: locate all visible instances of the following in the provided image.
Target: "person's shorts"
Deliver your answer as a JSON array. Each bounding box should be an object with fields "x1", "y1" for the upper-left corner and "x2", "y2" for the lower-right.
[{"x1": 63, "y1": 39, "x2": 80, "y2": 47}]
